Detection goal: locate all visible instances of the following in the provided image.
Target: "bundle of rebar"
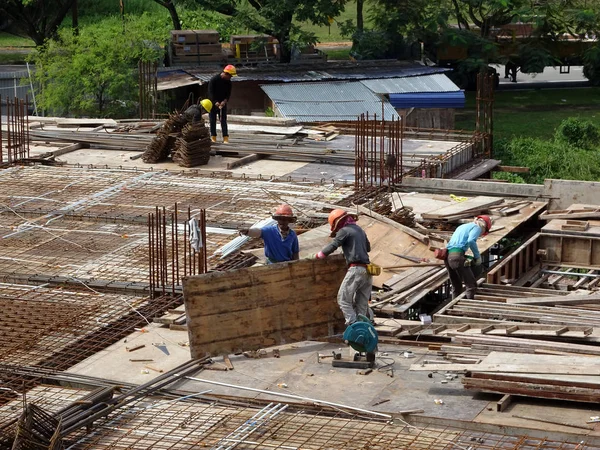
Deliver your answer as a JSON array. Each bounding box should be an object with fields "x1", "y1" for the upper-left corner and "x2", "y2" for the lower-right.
[
  {"x1": 10, "y1": 404, "x2": 62, "y2": 450},
  {"x1": 172, "y1": 121, "x2": 211, "y2": 167},
  {"x1": 142, "y1": 112, "x2": 187, "y2": 163}
]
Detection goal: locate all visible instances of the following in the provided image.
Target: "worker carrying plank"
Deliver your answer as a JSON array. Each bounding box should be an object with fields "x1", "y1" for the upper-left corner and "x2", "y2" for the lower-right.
[
  {"x1": 443, "y1": 215, "x2": 492, "y2": 299},
  {"x1": 239, "y1": 204, "x2": 299, "y2": 264},
  {"x1": 315, "y1": 210, "x2": 375, "y2": 325}
]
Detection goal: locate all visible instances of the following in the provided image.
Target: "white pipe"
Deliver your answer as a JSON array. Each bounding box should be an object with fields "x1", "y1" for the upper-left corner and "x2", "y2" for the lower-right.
[{"x1": 183, "y1": 376, "x2": 392, "y2": 419}]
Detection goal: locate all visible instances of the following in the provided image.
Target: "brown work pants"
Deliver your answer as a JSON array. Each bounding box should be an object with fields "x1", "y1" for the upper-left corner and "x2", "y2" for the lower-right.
[{"x1": 445, "y1": 252, "x2": 477, "y2": 299}]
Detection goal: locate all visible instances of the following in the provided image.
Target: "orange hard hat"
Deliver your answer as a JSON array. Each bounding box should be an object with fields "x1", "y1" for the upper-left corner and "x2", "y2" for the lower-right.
[
  {"x1": 273, "y1": 204, "x2": 295, "y2": 220},
  {"x1": 223, "y1": 64, "x2": 237, "y2": 76},
  {"x1": 328, "y1": 209, "x2": 349, "y2": 232},
  {"x1": 476, "y1": 215, "x2": 492, "y2": 235}
]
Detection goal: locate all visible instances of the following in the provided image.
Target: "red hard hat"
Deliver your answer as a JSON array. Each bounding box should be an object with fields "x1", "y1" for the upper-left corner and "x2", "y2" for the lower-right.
[
  {"x1": 476, "y1": 215, "x2": 492, "y2": 235},
  {"x1": 273, "y1": 204, "x2": 295, "y2": 219},
  {"x1": 223, "y1": 64, "x2": 237, "y2": 76}
]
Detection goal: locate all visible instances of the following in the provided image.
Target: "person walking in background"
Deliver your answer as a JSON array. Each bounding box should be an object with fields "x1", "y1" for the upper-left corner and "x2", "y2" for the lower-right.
[
  {"x1": 240, "y1": 204, "x2": 299, "y2": 264},
  {"x1": 208, "y1": 64, "x2": 237, "y2": 143},
  {"x1": 444, "y1": 215, "x2": 492, "y2": 299},
  {"x1": 316, "y1": 210, "x2": 372, "y2": 325}
]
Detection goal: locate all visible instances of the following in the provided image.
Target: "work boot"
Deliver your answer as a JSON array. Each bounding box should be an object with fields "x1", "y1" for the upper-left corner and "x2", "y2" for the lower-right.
[
  {"x1": 211, "y1": 136, "x2": 217, "y2": 143},
  {"x1": 223, "y1": 136, "x2": 229, "y2": 144}
]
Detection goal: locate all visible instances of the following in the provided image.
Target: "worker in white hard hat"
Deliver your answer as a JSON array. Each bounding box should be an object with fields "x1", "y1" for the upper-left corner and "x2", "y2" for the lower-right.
[{"x1": 240, "y1": 204, "x2": 299, "y2": 264}]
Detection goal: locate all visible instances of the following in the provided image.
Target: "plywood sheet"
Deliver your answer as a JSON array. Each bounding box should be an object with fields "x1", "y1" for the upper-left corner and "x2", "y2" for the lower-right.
[
  {"x1": 422, "y1": 196, "x2": 504, "y2": 220},
  {"x1": 183, "y1": 256, "x2": 347, "y2": 357}
]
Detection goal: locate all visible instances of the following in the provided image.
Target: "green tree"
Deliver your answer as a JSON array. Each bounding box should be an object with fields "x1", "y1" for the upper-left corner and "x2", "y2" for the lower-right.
[
  {"x1": 1, "y1": 0, "x2": 76, "y2": 45},
  {"x1": 151, "y1": 0, "x2": 182, "y2": 30},
  {"x1": 31, "y1": 15, "x2": 164, "y2": 117},
  {"x1": 195, "y1": 0, "x2": 347, "y2": 62}
]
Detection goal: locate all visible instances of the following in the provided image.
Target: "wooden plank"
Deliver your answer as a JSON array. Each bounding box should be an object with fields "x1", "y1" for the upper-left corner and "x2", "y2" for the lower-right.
[
  {"x1": 421, "y1": 196, "x2": 504, "y2": 220},
  {"x1": 354, "y1": 204, "x2": 429, "y2": 244},
  {"x1": 496, "y1": 394, "x2": 513, "y2": 412},
  {"x1": 183, "y1": 256, "x2": 347, "y2": 357}
]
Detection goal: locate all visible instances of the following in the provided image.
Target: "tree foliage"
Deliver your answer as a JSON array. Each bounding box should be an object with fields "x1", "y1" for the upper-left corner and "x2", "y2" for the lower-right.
[
  {"x1": 195, "y1": 0, "x2": 347, "y2": 62},
  {"x1": 1, "y1": 0, "x2": 75, "y2": 45},
  {"x1": 31, "y1": 15, "x2": 164, "y2": 118}
]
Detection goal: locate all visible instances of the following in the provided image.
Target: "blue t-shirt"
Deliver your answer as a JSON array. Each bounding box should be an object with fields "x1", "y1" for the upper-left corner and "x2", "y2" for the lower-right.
[
  {"x1": 446, "y1": 222, "x2": 483, "y2": 258},
  {"x1": 261, "y1": 224, "x2": 299, "y2": 263}
]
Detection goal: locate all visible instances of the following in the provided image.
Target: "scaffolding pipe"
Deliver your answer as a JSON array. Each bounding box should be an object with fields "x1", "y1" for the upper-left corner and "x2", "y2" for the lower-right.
[{"x1": 184, "y1": 376, "x2": 392, "y2": 419}]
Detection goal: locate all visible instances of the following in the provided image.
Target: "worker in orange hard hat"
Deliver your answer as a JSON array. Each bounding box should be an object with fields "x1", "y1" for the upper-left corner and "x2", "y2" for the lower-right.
[
  {"x1": 208, "y1": 64, "x2": 237, "y2": 144},
  {"x1": 315, "y1": 209, "x2": 373, "y2": 325},
  {"x1": 240, "y1": 204, "x2": 299, "y2": 264},
  {"x1": 444, "y1": 215, "x2": 493, "y2": 299}
]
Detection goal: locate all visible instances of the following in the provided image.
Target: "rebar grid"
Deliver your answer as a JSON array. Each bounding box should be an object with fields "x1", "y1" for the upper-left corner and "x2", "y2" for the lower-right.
[
  {"x1": 0, "y1": 283, "x2": 183, "y2": 405},
  {"x1": 44, "y1": 395, "x2": 597, "y2": 450},
  {"x1": 0, "y1": 166, "x2": 353, "y2": 226},
  {"x1": 0, "y1": 214, "x2": 234, "y2": 285}
]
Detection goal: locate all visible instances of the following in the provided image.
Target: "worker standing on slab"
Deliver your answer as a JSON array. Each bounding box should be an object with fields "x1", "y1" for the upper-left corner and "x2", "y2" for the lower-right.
[
  {"x1": 444, "y1": 215, "x2": 492, "y2": 299},
  {"x1": 316, "y1": 209, "x2": 372, "y2": 325},
  {"x1": 208, "y1": 65, "x2": 237, "y2": 144},
  {"x1": 240, "y1": 204, "x2": 300, "y2": 264}
]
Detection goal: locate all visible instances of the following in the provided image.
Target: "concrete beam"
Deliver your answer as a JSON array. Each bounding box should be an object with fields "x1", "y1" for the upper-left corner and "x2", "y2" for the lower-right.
[{"x1": 400, "y1": 177, "x2": 545, "y2": 198}]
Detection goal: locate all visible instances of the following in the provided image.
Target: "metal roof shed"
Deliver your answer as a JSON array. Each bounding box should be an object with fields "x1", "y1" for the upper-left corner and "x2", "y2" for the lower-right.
[
  {"x1": 389, "y1": 91, "x2": 466, "y2": 109},
  {"x1": 261, "y1": 81, "x2": 399, "y2": 122}
]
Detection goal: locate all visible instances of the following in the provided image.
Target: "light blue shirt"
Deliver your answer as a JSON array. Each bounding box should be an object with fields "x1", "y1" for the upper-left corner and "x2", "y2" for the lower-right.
[{"x1": 446, "y1": 222, "x2": 483, "y2": 258}]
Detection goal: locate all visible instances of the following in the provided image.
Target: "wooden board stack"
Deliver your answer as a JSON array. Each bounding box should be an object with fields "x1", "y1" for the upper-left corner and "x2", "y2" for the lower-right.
[{"x1": 170, "y1": 30, "x2": 225, "y2": 66}]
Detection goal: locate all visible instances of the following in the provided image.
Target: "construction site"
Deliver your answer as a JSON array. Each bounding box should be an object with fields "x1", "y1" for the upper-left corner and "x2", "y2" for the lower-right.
[{"x1": 2, "y1": 70, "x2": 600, "y2": 450}]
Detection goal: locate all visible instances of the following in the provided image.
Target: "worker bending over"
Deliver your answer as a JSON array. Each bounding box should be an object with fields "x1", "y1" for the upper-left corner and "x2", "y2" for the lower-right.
[
  {"x1": 240, "y1": 204, "x2": 299, "y2": 264},
  {"x1": 208, "y1": 64, "x2": 237, "y2": 144},
  {"x1": 444, "y1": 215, "x2": 492, "y2": 299},
  {"x1": 316, "y1": 209, "x2": 372, "y2": 325},
  {"x1": 183, "y1": 99, "x2": 213, "y2": 123}
]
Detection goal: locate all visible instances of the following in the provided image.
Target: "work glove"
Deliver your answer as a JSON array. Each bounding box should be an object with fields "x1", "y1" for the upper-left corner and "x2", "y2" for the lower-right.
[
  {"x1": 315, "y1": 251, "x2": 326, "y2": 260},
  {"x1": 239, "y1": 228, "x2": 249, "y2": 236},
  {"x1": 473, "y1": 257, "x2": 482, "y2": 266}
]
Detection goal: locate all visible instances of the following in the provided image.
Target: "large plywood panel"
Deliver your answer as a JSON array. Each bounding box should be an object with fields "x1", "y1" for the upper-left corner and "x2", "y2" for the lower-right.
[{"x1": 183, "y1": 256, "x2": 347, "y2": 357}]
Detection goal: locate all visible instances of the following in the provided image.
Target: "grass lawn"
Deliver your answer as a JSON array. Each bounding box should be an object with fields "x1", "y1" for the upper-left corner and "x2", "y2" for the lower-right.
[
  {"x1": 297, "y1": 0, "x2": 364, "y2": 43},
  {"x1": 0, "y1": 32, "x2": 34, "y2": 48},
  {"x1": 455, "y1": 88, "x2": 600, "y2": 141}
]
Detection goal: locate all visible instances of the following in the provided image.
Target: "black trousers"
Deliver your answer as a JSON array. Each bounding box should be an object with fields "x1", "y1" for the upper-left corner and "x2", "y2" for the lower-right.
[
  {"x1": 444, "y1": 252, "x2": 479, "y2": 299},
  {"x1": 209, "y1": 104, "x2": 228, "y2": 137}
]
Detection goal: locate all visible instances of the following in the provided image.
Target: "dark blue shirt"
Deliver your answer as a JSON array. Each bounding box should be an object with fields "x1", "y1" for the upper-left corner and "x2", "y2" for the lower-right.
[{"x1": 261, "y1": 224, "x2": 299, "y2": 263}]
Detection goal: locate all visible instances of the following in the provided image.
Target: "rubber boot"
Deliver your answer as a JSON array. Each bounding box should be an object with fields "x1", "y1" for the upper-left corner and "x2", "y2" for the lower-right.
[
  {"x1": 211, "y1": 136, "x2": 217, "y2": 143},
  {"x1": 223, "y1": 136, "x2": 229, "y2": 144}
]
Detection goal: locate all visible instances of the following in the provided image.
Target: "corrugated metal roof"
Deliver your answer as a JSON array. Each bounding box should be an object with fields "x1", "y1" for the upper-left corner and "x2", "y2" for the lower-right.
[
  {"x1": 360, "y1": 74, "x2": 460, "y2": 94},
  {"x1": 389, "y1": 91, "x2": 465, "y2": 109},
  {"x1": 156, "y1": 60, "x2": 449, "y2": 88},
  {"x1": 261, "y1": 81, "x2": 399, "y2": 122}
]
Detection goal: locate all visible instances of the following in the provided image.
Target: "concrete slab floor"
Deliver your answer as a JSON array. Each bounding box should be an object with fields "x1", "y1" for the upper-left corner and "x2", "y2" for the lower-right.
[{"x1": 66, "y1": 323, "x2": 191, "y2": 385}]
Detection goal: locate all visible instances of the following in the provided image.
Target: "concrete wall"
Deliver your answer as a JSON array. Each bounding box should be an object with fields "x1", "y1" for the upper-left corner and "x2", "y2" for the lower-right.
[{"x1": 402, "y1": 177, "x2": 600, "y2": 211}]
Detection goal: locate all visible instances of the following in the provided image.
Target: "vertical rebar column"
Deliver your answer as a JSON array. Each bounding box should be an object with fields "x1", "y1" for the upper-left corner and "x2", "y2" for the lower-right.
[
  {"x1": 148, "y1": 212, "x2": 154, "y2": 298},
  {"x1": 475, "y1": 73, "x2": 495, "y2": 158},
  {"x1": 174, "y1": 203, "x2": 180, "y2": 287},
  {"x1": 162, "y1": 207, "x2": 167, "y2": 296},
  {"x1": 139, "y1": 60, "x2": 158, "y2": 120}
]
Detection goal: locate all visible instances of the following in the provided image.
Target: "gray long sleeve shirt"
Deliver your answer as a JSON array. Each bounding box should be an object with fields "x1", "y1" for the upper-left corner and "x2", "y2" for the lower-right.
[{"x1": 322, "y1": 224, "x2": 370, "y2": 264}]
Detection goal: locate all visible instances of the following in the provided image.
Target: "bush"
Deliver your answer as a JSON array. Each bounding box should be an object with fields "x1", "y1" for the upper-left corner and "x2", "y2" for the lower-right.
[
  {"x1": 583, "y1": 44, "x2": 600, "y2": 86},
  {"x1": 555, "y1": 117, "x2": 600, "y2": 150},
  {"x1": 492, "y1": 172, "x2": 526, "y2": 183},
  {"x1": 503, "y1": 136, "x2": 600, "y2": 184}
]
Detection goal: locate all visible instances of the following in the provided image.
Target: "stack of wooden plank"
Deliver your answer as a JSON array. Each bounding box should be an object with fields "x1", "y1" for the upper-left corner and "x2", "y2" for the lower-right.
[
  {"x1": 461, "y1": 352, "x2": 600, "y2": 404},
  {"x1": 421, "y1": 196, "x2": 503, "y2": 222},
  {"x1": 170, "y1": 30, "x2": 225, "y2": 66},
  {"x1": 172, "y1": 121, "x2": 212, "y2": 167}
]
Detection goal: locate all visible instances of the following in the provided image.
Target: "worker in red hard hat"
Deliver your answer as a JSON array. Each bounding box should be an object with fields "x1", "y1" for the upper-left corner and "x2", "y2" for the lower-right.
[
  {"x1": 240, "y1": 204, "x2": 299, "y2": 264},
  {"x1": 208, "y1": 64, "x2": 237, "y2": 144},
  {"x1": 444, "y1": 215, "x2": 492, "y2": 299},
  {"x1": 315, "y1": 209, "x2": 372, "y2": 325}
]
